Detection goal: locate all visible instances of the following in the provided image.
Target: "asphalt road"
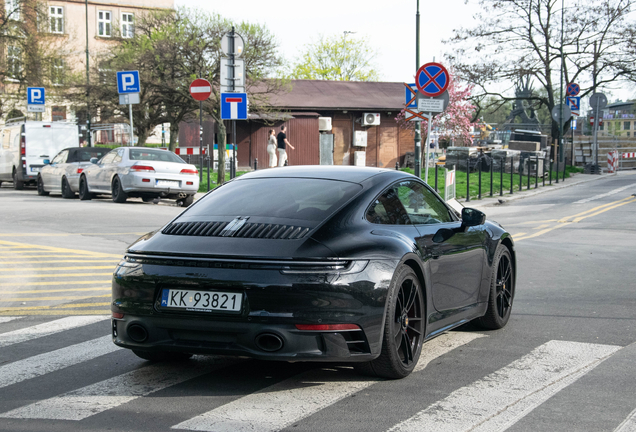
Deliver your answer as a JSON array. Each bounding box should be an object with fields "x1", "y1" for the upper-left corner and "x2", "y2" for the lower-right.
[{"x1": 0, "y1": 172, "x2": 635, "y2": 432}]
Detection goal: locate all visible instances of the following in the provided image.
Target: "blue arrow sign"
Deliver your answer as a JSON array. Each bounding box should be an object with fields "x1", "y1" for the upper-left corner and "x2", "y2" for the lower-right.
[
  {"x1": 221, "y1": 93, "x2": 248, "y2": 120},
  {"x1": 117, "y1": 70, "x2": 140, "y2": 94},
  {"x1": 27, "y1": 87, "x2": 45, "y2": 105}
]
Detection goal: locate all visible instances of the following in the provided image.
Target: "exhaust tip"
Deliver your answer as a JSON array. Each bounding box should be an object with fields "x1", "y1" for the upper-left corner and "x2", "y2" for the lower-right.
[
  {"x1": 255, "y1": 333, "x2": 284, "y2": 352},
  {"x1": 127, "y1": 324, "x2": 149, "y2": 343}
]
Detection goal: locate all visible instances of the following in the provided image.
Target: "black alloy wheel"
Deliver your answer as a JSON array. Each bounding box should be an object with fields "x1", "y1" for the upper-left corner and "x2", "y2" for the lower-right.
[
  {"x1": 12, "y1": 170, "x2": 24, "y2": 190},
  {"x1": 355, "y1": 265, "x2": 424, "y2": 379},
  {"x1": 61, "y1": 177, "x2": 74, "y2": 199},
  {"x1": 37, "y1": 175, "x2": 49, "y2": 196},
  {"x1": 112, "y1": 176, "x2": 128, "y2": 203},
  {"x1": 78, "y1": 176, "x2": 92, "y2": 200},
  {"x1": 477, "y1": 245, "x2": 515, "y2": 330}
]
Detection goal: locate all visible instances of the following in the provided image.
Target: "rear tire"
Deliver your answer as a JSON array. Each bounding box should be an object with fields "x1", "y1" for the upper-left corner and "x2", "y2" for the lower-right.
[
  {"x1": 61, "y1": 177, "x2": 74, "y2": 199},
  {"x1": 78, "y1": 176, "x2": 92, "y2": 200},
  {"x1": 37, "y1": 175, "x2": 49, "y2": 196},
  {"x1": 355, "y1": 265, "x2": 425, "y2": 379},
  {"x1": 132, "y1": 349, "x2": 192, "y2": 362},
  {"x1": 178, "y1": 195, "x2": 194, "y2": 207},
  {"x1": 111, "y1": 176, "x2": 128, "y2": 203},
  {"x1": 12, "y1": 170, "x2": 24, "y2": 190},
  {"x1": 476, "y1": 245, "x2": 515, "y2": 330}
]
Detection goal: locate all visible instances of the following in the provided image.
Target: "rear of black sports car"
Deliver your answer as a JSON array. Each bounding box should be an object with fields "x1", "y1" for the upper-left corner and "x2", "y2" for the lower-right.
[{"x1": 111, "y1": 170, "x2": 400, "y2": 362}]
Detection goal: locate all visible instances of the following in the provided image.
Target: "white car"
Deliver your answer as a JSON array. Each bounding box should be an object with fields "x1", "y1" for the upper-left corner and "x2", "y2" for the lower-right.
[
  {"x1": 37, "y1": 147, "x2": 109, "y2": 198},
  {"x1": 78, "y1": 147, "x2": 199, "y2": 206}
]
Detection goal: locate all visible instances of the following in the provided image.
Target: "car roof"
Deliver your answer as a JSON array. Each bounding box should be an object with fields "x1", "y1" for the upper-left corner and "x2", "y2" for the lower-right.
[{"x1": 237, "y1": 165, "x2": 410, "y2": 183}]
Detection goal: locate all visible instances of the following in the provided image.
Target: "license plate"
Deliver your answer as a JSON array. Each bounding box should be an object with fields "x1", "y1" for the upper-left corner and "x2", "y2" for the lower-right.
[
  {"x1": 156, "y1": 180, "x2": 180, "y2": 187},
  {"x1": 31, "y1": 167, "x2": 40, "y2": 173},
  {"x1": 160, "y1": 288, "x2": 241, "y2": 312}
]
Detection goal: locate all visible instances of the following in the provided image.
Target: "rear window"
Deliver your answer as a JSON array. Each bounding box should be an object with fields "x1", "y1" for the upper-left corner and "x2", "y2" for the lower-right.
[
  {"x1": 187, "y1": 178, "x2": 362, "y2": 221},
  {"x1": 77, "y1": 148, "x2": 108, "y2": 162},
  {"x1": 129, "y1": 149, "x2": 184, "y2": 163}
]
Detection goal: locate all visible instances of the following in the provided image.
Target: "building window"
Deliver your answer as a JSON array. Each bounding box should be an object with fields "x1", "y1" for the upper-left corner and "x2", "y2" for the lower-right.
[
  {"x1": 52, "y1": 106, "x2": 66, "y2": 121},
  {"x1": 49, "y1": 6, "x2": 63, "y2": 33},
  {"x1": 7, "y1": 45, "x2": 21, "y2": 79},
  {"x1": 98, "y1": 11, "x2": 111, "y2": 37},
  {"x1": 5, "y1": 0, "x2": 19, "y2": 20},
  {"x1": 628, "y1": 132, "x2": 631, "y2": 137},
  {"x1": 51, "y1": 58, "x2": 64, "y2": 85},
  {"x1": 121, "y1": 12, "x2": 134, "y2": 38},
  {"x1": 624, "y1": 121, "x2": 631, "y2": 130}
]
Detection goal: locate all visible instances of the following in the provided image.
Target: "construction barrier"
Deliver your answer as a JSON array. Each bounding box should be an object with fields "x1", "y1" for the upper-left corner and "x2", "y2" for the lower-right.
[
  {"x1": 608, "y1": 151, "x2": 619, "y2": 173},
  {"x1": 623, "y1": 152, "x2": 636, "y2": 159}
]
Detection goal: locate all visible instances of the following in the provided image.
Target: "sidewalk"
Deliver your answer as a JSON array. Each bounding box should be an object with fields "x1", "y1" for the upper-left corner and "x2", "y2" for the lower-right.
[{"x1": 463, "y1": 172, "x2": 617, "y2": 212}]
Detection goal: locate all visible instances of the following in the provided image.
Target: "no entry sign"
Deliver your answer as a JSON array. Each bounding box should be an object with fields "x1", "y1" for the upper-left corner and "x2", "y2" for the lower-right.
[
  {"x1": 189, "y1": 78, "x2": 212, "y2": 101},
  {"x1": 416, "y1": 62, "x2": 450, "y2": 97},
  {"x1": 566, "y1": 83, "x2": 580, "y2": 96}
]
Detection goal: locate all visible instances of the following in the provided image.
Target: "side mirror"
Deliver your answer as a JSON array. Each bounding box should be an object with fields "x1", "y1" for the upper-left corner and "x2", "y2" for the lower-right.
[
  {"x1": 461, "y1": 208, "x2": 486, "y2": 227},
  {"x1": 43, "y1": 159, "x2": 50, "y2": 165},
  {"x1": 90, "y1": 157, "x2": 98, "y2": 164}
]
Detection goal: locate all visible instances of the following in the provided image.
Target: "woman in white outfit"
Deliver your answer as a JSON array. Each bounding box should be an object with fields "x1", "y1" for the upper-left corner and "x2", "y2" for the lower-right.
[{"x1": 267, "y1": 129, "x2": 277, "y2": 168}]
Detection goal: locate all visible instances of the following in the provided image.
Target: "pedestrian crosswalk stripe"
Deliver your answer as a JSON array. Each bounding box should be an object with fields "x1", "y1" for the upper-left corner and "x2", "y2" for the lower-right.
[
  {"x1": 0, "y1": 316, "x2": 22, "y2": 324},
  {"x1": 1, "y1": 260, "x2": 118, "y2": 264},
  {"x1": 0, "y1": 266, "x2": 115, "y2": 271},
  {"x1": 0, "y1": 287, "x2": 110, "y2": 294},
  {"x1": 0, "y1": 335, "x2": 119, "y2": 389},
  {"x1": 171, "y1": 332, "x2": 485, "y2": 432},
  {"x1": 0, "y1": 357, "x2": 232, "y2": 420},
  {"x1": 386, "y1": 340, "x2": 621, "y2": 432},
  {"x1": 0, "y1": 315, "x2": 108, "y2": 347},
  {"x1": 0, "y1": 294, "x2": 110, "y2": 302},
  {"x1": 0, "y1": 309, "x2": 109, "y2": 316},
  {"x1": 614, "y1": 407, "x2": 636, "y2": 432},
  {"x1": 0, "y1": 272, "x2": 113, "y2": 278},
  {"x1": 0, "y1": 280, "x2": 112, "y2": 286}
]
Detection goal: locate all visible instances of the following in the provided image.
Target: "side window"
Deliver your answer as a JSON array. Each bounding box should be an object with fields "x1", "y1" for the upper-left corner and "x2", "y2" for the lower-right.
[
  {"x1": 113, "y1": 148, "x2": 124, "y2": 164},
  {"x1": 100, "y1": 151, "x2": 117, "y2": 164},
  {"x1": 395, "y1": 181, "x2": 453, "y2": 225},
  {"x1": 366, "y1": 187, "x2": 411, "y2": 225}
]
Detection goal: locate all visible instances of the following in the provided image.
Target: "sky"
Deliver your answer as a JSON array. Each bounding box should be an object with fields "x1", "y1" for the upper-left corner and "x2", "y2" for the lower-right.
[
  {"x1": 177, "y1": 0, "x2": 480, "y2": 85},
  {"x1": 177, "y1": 0, "x2": 634, "y2": 105}
]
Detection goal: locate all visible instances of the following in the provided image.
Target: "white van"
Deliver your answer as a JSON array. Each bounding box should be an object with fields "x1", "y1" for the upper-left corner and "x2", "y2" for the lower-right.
[{"x1": 0, "y1": 119, "x2": 80, "y2": 189}]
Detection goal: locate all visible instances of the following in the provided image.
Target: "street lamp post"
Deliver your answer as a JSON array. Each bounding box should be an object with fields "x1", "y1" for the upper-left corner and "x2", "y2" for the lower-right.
[{"x1": 85, "y1": 0, "x2": 91, "y2": 146}]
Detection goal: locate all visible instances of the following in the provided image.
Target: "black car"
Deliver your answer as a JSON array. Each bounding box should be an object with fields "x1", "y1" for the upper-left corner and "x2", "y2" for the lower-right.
[{"x1": 112, "y1": 166, "x2": 516, "y2": 379}]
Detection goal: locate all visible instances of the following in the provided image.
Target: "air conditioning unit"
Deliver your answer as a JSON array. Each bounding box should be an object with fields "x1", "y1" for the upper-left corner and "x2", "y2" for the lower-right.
[
  {"x1": 318, "y1": 117, "x2": 332, "y2": 131},
  {"x1": 362, "y1": 113, "x2": 381, "y2": 126}
]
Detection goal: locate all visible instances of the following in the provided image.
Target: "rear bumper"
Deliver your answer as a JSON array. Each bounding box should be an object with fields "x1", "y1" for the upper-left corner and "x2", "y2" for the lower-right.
[{"x1": 121, "y1": 172, "x2": 199, "y2": 195}]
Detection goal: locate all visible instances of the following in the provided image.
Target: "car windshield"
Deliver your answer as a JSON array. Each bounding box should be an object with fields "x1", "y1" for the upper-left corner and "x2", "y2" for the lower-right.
[
  {"x1": 187, "y1": 178, "x2": 362, "y2": 221},
  {"x1": 129, "y1": 149, "x2": 184, "y2": 164}
]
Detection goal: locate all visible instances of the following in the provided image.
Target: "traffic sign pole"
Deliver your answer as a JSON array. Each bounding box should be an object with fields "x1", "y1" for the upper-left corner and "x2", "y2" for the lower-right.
[{"x1": 414, "y1": 1, "x2": 421, "y2": 178}]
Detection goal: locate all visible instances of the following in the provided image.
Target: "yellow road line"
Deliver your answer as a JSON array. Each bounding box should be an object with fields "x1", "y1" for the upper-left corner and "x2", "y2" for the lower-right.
[
  {"x1": 514, "y1": 219, "x2": 559, "y2": 225},
  {"x1": 572, "y1": 198, "x2": 636, "y2": 223},
  {"x1": 0, "y1": 266, "x2": 115, "y2": 272},
  {"x1": 0, "y1": 233, "x2": 145, "y2": 237},
  {"x1": 52, "y1": 302, "x2": 111, "y2": 308},
  {"x1": 0, "y1": 240, "x2": 122, "y2": 258},
  {"x1": 515, "y1": 222, "x2": 572, "y2": 241},
  {"x1": 558, "y1": 196, "x2": 634, "y2": 223},
  {"x1": 0, "y1": 260, "x2": 119, "y2": 264},
  {"x1": 0, "y1": 310, "x2": 110, "y2": 316},
  {"x1": 513, "y1": 232, "x2": 527, "y2": 237},
  {"x1": 0, "y1": 294, "x2": 111, "y2": 301},
  {"x1": 0, "y1": 255, "x2": 118, "y2": 259},
  {"x1": 516, "y1": 196, "x2": 636, "y2": 242},
  {"x1": 533, "y1": 224, "x2": 551, "y2": 230},
  {"x1": 0, "y1": 280, "x2": 112, "y2": 287},
  {"x1": 0, "y1": 273, "x2": 113, "y2": 279},
  {"x1": 0, "y1": 287, "x2": 109, "y2": 294}
]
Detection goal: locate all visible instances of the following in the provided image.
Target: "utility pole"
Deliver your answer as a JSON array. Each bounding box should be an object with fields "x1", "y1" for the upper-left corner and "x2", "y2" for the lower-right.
[
  {"x1": 85, "y1": 0, "x2": 91, "y2": 146},
  {"x1": 414, "y1": 0, "x2": 421, "y2": 178}
]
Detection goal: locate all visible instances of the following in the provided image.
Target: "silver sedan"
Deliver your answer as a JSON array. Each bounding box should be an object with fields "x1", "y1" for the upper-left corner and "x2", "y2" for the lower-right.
[
  {"x1": 78, "y1": 147, "x2": 199, "y2": 206},
  {"x1": 37, "y1": 147, "x2": 109, "y2": 198}
]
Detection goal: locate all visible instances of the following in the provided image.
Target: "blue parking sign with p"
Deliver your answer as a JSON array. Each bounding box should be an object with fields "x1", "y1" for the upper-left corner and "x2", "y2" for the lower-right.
[
  {"x1": 27, "y1": 87, "x2": 45, "y2": 105},
  {"x1": 117, "y1": 70, "x2": 140, "y2": 94}
]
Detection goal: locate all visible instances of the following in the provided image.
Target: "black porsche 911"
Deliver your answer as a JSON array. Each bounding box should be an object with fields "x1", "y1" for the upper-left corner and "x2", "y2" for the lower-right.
[{"x1": 112, "y1": 166, "x2": 516, "y2": 379}]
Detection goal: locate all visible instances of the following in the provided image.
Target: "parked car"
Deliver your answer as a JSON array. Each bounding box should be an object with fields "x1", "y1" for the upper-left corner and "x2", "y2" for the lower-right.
[
  {"x1": 111, "y1": 166, "x2": 516, "y2": 379},
  {"x1": 37, "y1": 147, "x2": 110, "y2": 198},
  {"x1": 78, "y1": 147, "x2": 199, "y2": 206},
  {"x1": 0, "y1": 120, "x2": 79, "y2": 189}
]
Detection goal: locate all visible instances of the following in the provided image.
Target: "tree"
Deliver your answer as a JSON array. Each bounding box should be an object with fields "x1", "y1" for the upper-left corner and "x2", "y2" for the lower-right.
[
  {"x1": 396, "y1": 76, "x2": 477, "y2": 146},
  {"x1": 290, "y1": 33, "x2": 380, "y2": 81},
  {"x1": 446, "y1": 0, "x2": 634, "y2": 139}
]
